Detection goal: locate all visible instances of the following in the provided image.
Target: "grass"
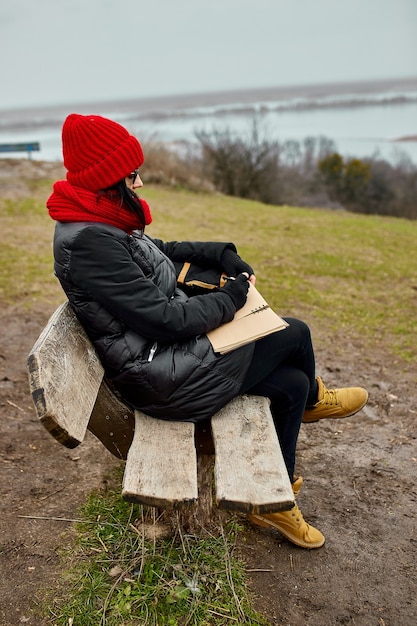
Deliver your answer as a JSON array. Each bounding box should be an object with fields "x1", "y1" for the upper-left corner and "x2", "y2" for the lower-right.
[
  {"x1": 2, "y1": 174, "x2": 416, "y2": 623},
  {"x1": 45, "y1": 483, "x2": 268, "y2": 626},
  {"x1": 0, "y1": 184, "x2": 63, "y2": 307}
]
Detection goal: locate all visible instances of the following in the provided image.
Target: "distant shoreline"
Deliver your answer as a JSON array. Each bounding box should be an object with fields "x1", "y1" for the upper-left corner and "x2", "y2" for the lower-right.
[
  {"x1": 394, "y1": 135, "x2": 417, "y2": 143},
  {"x1": 1, "y1": 76, "x2": 417, "y2": 126}
]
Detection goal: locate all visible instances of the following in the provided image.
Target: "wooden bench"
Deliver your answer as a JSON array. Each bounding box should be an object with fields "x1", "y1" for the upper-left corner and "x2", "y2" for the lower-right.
[
  {"x1": 27, "y1": 302, "x2": 294, "y2": 523},
  {"x1": 0, "y1": 142, "x2": 40, "y2": 159}
]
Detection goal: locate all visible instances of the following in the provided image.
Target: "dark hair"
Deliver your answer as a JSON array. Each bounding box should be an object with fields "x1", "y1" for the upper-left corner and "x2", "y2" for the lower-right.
[{"x1": 99, "y1": 179, "x2": 146, "y2": 227}]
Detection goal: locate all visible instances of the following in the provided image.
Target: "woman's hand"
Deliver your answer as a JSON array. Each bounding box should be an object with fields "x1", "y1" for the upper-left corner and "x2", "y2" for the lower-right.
[
  {"x1": 222, "y1": 249, "x2": 254, "y2": 279},
  {"x1": 221, "y1": 273, "x2": 250, "y2": 309}
]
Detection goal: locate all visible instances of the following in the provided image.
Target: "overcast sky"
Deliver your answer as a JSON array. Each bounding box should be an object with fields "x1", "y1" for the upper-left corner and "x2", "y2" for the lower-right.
[{"x1": 1, "y1": 0, "x2": 416, "y2": 110}]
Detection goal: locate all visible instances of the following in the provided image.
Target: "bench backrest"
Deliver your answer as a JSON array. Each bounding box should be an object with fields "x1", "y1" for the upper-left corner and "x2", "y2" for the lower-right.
[
  {"x1": 28, "y1": 301, "x2": 135, "y2": 459},
  {"x1": 28, "y1": 302, "x2": 104, "y2": 447}
]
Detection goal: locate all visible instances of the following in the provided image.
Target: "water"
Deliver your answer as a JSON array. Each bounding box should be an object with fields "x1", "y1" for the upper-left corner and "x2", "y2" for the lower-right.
[
  {"x1": 128, "y1": 100, "x2": 417, "y2": 166},
  {"x1": 1, "y1": 79, "x2": 417, "y2": 166}
]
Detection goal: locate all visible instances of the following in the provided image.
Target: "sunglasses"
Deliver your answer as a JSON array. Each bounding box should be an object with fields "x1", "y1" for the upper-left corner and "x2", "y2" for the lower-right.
[{"x1": 127, "y1": 168, "x2": 140, "y2": 183}]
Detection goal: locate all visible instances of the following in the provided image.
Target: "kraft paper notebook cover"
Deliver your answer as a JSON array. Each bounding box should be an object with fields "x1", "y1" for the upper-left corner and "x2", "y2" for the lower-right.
[{"x1": 207, "y1": 284, "x2": 289, "y2": 354}]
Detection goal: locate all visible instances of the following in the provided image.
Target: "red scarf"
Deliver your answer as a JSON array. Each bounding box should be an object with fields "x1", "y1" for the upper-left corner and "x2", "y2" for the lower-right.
[{"x1": 47, "y1": 180, "x2": 152, "y2": 233}]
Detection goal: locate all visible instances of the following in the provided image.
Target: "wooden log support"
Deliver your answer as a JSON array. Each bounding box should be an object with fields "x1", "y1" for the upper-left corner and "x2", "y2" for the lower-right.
[{"x1": 211, "y1": 395, "x2": 294, "y2": 514}]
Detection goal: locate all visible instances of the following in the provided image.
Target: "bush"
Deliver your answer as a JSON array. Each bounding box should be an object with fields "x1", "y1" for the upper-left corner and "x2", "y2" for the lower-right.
[
  {"x1": 196, "y1": 117, "x2": 281, "y2": 204},
  {"x1": 318, "y1": 153, "x2": 371, "y2": 208},
  {"x1": 140, "y1": 136, "x2": 212, "y2": 193},
  {"x1": 318, "y1": 152, "x2": 417, "y2": 219},
  {"x1": 317, "y1": 153, "x2": 344, "y2": 200}
]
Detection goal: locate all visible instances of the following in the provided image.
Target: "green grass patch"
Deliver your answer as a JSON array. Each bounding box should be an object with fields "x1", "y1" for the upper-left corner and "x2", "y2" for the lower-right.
[
  {"x1": 0, "y1": 191, "x2": 62, "y2": 307},
  {"x1": 45, "y1": 487, "x2": 268, "y2": 626}
]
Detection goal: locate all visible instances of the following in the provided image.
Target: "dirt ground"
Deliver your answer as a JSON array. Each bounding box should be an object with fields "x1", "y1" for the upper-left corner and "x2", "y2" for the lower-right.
[
  {"x1": 0, "y1": 161, "x2": 416, "y2": 625},
  {"x1": 1, "y1": 303, "x2": 416, "y2": 626}
]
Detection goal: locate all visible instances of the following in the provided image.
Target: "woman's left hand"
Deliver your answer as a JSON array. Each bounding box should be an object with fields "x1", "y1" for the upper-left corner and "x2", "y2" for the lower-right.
[{"x1": 222, "y1": 249, "x2": 254, "y2": 278}]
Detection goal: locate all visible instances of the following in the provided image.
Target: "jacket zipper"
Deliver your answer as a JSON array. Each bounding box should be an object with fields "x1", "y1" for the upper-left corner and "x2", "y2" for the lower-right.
[{"x1": 148, "y1": 342, "x2": 158, "y2": 362}]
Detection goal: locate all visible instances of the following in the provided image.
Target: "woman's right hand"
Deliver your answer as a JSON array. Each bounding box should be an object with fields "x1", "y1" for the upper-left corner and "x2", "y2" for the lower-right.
[{"x1": 221, "y1": 273, "x2": 250, "y2": 309}]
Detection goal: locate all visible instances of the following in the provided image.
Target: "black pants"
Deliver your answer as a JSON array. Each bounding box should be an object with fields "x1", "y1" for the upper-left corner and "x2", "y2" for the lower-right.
[{"x1": 240, "y1": 318, "x2": 317, "y2": 482}]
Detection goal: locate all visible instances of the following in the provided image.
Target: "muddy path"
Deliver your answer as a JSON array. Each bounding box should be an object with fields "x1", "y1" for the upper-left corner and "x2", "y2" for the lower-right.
[{"x1": 1, "y1": 300, "x2": 416, "y2": 625}]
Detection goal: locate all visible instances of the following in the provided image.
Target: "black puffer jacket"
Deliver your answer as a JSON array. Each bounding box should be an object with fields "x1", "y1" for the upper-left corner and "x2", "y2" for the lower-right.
[{"x1": 53, "y1": 222, "x2": 254, "y2": 422}]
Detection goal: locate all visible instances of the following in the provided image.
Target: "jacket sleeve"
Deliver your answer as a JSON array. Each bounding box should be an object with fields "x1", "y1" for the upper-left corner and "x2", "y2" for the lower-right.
[
  {"x1": 69, "y1": 227, "x2": 237, "y2": 342},
  {"x1": 150, "y1": 237, "x2": 237, "y2": 268}
]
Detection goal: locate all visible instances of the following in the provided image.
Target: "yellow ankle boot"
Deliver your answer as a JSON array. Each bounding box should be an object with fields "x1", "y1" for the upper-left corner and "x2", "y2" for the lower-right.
[
  {"x1": 303, "y1": 376, "x2": 368, "y2": 423},
  {"x1": 248, "y1": 476, "x2": 325, "y2": 549}
]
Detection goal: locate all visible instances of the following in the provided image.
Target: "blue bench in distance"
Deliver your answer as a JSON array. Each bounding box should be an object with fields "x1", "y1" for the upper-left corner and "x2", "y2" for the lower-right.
[{"x1": 0, "y1": 142, "x2": 40, "y2": 159}]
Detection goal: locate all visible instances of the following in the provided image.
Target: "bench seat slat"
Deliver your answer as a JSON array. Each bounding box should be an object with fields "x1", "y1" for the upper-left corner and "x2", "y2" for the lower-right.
[
  {"x1": 211, "y1": 395, "x2": 294, "y2": 514},
  {"x1": 27, "y1": 302, "x2": 104, "y2": 448},
  {"x1": 122, "y1": 411, "x2": 198, "y2": 509}
]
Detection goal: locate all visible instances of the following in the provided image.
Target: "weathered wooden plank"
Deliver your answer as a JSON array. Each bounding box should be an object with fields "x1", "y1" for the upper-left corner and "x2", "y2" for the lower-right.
[
  {"x1": 27, "y1": 302, "x2": 104, "y2": 448},
  {"x1": 122, "y1": 411, "x2": 198, "y2": 509},
  {"x1": 211, "y1": 395, "x2": 294, "y2": 514}
]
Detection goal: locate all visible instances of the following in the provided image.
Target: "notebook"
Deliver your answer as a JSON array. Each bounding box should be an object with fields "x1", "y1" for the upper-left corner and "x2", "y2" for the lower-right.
[{"x1": 207, "y1": 283, "x2": 289, "y2": 354}]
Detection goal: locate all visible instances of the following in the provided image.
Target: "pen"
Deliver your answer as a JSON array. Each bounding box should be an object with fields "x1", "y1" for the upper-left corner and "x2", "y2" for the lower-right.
[{"x1": 224, "y1": 273, "x2": 250, "y2": 281}]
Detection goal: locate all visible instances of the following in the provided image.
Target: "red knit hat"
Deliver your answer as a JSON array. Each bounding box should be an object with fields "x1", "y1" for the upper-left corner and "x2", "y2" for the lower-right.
[{"x1": 62, "y1": 113, "x2": 144, "y2": 192}]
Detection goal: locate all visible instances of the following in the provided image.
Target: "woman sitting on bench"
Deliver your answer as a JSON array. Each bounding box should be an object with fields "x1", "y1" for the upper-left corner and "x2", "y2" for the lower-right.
[{"x1": 47, "y1": 113, "x2": 368, "y2": 549}]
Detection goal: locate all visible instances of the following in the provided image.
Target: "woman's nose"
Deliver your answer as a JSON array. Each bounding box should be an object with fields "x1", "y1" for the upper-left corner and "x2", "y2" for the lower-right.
[{"x1": 133, "y1": 174, "x2": 143, "y2": 189}]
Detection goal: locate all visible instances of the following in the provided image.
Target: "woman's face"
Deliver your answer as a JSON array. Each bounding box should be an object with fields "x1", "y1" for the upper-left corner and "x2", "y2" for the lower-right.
[{"x1": 125, "y1": 169, "x2": 143, "y2": 191}]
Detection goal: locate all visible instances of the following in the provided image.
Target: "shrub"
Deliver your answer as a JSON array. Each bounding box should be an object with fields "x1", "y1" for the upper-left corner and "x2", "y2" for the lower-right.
[
  {"x1": 317, "y1": 152, "x2": 344, "y2": 200},
  {"x1": 140, "y1": 137, "x2": 212, "y2": 193},
  {"x1": 318, "y1": 152, "x2": 417, "y2": 218},
  {"x1": 195, "y1": 117, "x2": 281, "y2": 204}
]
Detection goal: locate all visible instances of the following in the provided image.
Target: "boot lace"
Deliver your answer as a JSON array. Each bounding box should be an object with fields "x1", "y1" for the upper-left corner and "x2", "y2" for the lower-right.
[
  {"x1": 321, "y1": 387, "x2": 339, "y2": 406},
  {"x1": 290, "y1": 502, "x2": 304, "y2": 526}
]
